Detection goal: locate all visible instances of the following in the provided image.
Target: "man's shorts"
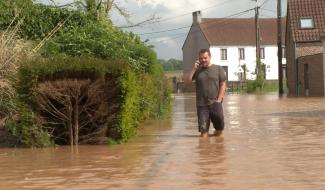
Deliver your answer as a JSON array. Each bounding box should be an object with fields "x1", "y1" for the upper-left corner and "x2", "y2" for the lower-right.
[{"x1": 197, "y1": 102, "x2": 224, "y2": 133}]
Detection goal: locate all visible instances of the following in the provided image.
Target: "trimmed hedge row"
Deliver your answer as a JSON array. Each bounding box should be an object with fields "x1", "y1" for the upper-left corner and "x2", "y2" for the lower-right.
[{"x1": 10, "y1": 57, "x2": 171, "y2": 146}]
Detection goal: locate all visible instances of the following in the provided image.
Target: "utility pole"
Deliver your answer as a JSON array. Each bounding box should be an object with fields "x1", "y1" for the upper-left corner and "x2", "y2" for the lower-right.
[
  {"x1": 254, "y1": 0, "x2": 261, "y2": 77},
  {"x1": 277, "y1": 0, "x2": 284, "y2": 95}
]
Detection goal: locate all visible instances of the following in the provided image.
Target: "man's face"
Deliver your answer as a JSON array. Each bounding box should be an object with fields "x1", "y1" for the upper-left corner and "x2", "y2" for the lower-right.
[{"x1": 199, "y1": 52, "x2": 211, "y2": 67}]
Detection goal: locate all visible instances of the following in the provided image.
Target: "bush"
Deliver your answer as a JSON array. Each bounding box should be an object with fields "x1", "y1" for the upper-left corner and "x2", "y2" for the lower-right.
[
  {"x1": 14, "y1": 56, "x2": 171, "y2": 145},
  {"x1": 5, "y1": 101, "x2": 53, "y2": 147},
  {"x1": 0, "y1": 2, "x2": 93, "y2": 40},
  {"x1": 1, "y1": 2, "x2": 172, "y2": 146},
  {"x1": 246, "y1": 80, "x2": 278, "y2": 93},
  {"x1": 41, "y1": 22, "x2": 157, "y2": 74}
]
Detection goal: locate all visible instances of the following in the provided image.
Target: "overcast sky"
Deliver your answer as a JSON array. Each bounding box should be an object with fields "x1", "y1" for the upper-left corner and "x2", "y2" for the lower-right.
[{"x1": 36, "y1": 0, "x2": 287, "y2": 60}]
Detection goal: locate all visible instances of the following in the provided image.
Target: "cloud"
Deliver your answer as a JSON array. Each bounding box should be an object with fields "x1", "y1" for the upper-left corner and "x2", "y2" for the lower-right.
[
  {"x1": 152, "y1": 36, "x2": 178, "y2": 47},
  {"x1": 140, "y1": 0, "x2": 211, "y2": 11}
]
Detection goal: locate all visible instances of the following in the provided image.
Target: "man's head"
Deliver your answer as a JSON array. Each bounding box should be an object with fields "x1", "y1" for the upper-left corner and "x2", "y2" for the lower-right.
[{"x1": 198, "y1": 49, "x2": 211, "y2": 67}]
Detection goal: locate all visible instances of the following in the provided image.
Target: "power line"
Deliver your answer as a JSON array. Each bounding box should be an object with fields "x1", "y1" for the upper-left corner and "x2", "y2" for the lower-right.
[
  {"x1": 260, "y1": 7, "x2": 286, "y2": 15},
  {"x1": 259, "y1": 0, "x2": 271, "y2": 8},
  {"x1": 157, "y1": 0, "x2": 236, "y2": 23},
  {"x1": 137, "y1": 7, "x2": 255, "y2": 36},
  {"x1": 116, "y1": 0, "x2": 237, "y2": 29},
  {"x1": 137, "y1": 25, "x2": 190, "y2": 36},
  {"x1": 260, "y1": 7, "x2": 276, "y2": 13},
  {"x1": 151, "y1": 10, "x2": 255, "y2": 45},
  {"x1": 149, "y1": 9, "x2": 255, "y2": 46}
]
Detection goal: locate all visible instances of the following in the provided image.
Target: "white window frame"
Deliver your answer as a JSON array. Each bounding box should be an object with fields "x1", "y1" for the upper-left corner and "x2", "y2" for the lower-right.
[
  {"x1": 221, "y1": 49, "x2": 227, "y2": 60},
  {"x1": 239, "y1": 48, "x2": 245, "y2": 60},
  {"x1": 299, "y1": 17, "x2": 314, "y2": 29},
  {"x1": 260, "y1": 48, "x2": 265, "y2": 59}
]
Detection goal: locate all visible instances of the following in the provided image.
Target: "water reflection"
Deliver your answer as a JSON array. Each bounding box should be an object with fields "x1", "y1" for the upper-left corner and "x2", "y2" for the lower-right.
[
  {"x1": 1, "y1": 94, "x2": 325, "y2": 189},
  {"x1": 195, "y1": 137, "x2": 226, "y2": 189}
]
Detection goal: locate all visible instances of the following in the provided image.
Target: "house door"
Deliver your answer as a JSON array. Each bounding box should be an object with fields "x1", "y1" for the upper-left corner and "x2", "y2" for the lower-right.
[{"x1": 304, "y1": 64, "x2": 309, "y2": 96}]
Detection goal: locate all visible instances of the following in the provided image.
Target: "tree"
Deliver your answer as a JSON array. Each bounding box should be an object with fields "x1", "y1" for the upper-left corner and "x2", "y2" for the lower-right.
[
  {"x1": 158, "y1": 58, "x2": 183, "y2": 71},
  {"x1": 60, "y1": 0, "x2": 157, "y2": 27}
]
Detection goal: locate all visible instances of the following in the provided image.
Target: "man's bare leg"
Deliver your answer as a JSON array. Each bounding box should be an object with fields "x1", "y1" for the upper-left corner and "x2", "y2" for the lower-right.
[
  {"x1": 213, "y1": 130, "x2": 223, "y2": 137},
  {"x1": 200, "y1": 132, "x2": 209, "y2": 138}
]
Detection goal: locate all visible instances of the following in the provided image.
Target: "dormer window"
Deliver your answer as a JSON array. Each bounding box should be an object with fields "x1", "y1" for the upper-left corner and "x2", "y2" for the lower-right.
[{"x1": 299, "y1": 17, "x2": 314, "y2": 29}]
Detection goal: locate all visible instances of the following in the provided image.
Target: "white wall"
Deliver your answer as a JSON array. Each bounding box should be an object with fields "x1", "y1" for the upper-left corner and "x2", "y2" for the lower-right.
[
  {"x1": 209, "y1": 45, "x2": 286, "y2": 81},
  {"x1": 262, "y1": 46, "x2": 287, "y2": 80}
]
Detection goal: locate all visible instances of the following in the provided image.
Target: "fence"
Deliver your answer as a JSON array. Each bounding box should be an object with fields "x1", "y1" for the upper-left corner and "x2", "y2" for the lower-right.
[{"x1": 172, "y1": 81, "x2": 248, "y2": 93}]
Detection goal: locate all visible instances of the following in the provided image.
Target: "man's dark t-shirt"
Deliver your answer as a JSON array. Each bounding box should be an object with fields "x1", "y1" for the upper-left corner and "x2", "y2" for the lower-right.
[{"x1": 193, "y1": 65, "x2": 227, "y2": 106}]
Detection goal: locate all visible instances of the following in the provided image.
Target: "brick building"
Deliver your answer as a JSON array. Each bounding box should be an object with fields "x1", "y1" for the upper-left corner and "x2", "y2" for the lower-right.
[{"x1": 286, "y1": 0, "x2": 325, "y2": 96}]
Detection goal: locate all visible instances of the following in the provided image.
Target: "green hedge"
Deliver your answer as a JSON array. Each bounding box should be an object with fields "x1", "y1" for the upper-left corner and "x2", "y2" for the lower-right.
[
  {"x1": 41, "y1": 21, "x2": 157, "y2": 74},
  {"x1": 1, "y1": 2, "x2": 171, "y2": 146},
  {"x1": 0, "y1": 1, "x2": 93, "y2": 40},
  {"x1": 11, "y1": 57, "x2": 170, "y2": 146}
]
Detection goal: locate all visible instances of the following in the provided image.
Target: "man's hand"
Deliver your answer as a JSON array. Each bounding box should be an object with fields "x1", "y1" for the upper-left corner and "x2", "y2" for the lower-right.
[
  {"x1": 185, "y1": 60, "x2": 200, "y2": 84},
  {"x1": 216, "y1": 81, "x2": 227, "y2": 103},
  {"x1": 194, "y1": 60, "x2": 200, "y2": 71}
]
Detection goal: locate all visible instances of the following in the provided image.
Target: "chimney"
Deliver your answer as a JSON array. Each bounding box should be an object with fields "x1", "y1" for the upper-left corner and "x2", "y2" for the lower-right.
[
  {"x1": 192, "y1": 11, "x2": 202, "y2": 25},
  {"x1": 321, "y1": 32, "x2": 325, "y2": 96}
]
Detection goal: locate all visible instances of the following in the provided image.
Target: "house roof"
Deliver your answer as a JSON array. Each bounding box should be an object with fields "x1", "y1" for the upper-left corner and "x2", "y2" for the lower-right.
[
  {"x1": 288, "y1": 0, "x2": 325, "y2": 42},
  {"x1": 198, "y1": 18, "x2": 286, "y2": 46}
]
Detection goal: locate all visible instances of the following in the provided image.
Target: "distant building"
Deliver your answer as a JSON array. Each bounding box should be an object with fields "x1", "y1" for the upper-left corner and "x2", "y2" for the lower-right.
[
  {"x1": 286, "y1": 0, "x2": 325, "y2": 96},
  {"x1": 182, "y1": 11, "x2": 286, "y2": 82}
]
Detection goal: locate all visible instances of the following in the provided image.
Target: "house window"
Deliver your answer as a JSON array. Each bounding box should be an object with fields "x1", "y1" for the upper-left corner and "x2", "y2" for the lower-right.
[
  {"x1": 299, "y1": 18, "x2": 314, "y2": 29},
  {"x1": 260, "y1": 48, "x2": 265, "y2": 59},
  {"x1": 282, "y1": 47, "x2": 286, "y2": 58},
  {"x1": 221, "y1": 49, "x2": 227, "y2": 60},
  {"x1": 239, "y1": 48, "x2": 245, "y2": 60}
]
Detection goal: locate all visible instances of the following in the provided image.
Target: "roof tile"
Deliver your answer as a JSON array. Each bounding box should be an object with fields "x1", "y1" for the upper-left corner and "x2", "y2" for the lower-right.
[
  {"x1": 288, "y1": 0, "x2": 325, "y2": 42},
  {"x1": 199, "y1": 18, "x2": 285, "y2": 46}
]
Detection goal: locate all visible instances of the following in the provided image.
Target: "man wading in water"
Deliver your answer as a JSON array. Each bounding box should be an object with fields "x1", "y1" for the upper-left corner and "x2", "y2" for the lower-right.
[{"x1": 185, "y1": 49, "x2": 227, "y2": 138}]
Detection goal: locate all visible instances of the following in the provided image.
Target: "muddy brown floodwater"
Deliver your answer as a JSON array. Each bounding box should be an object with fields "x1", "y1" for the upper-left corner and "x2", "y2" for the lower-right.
[{"x1": 1, "y1": 93, "x2": 325, "y2": 190}]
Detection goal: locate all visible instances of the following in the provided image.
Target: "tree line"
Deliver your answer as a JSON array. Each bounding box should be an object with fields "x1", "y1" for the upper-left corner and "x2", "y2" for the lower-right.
[{"x1": 158, "y1": 58, "x2": 183, "y2": 71}]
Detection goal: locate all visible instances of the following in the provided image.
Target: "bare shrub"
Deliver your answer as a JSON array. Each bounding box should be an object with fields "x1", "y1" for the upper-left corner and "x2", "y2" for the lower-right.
[
  {"x1": 0, "y1": 23, "x2": 28, "y2": 119},
  {"x1": 35, "y1": 77, "x2": 119, "y2": 145}
]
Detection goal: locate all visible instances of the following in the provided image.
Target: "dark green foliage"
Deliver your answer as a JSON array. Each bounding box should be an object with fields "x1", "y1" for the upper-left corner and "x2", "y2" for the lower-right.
[
  {"x1": 0, "y1": 2, "x2": 93, "y2": 40},
  {"x1": 41, "y1": 22, "x2": 156, "y2": 73},
  {"x1": 14, "y1": 57, "x2": 171, "y2": 145},
  {"x1": 246, "y1": 80, "x2": 278, "y2": 93},
  {"x1": 246, "y1": 60, "x2": 266, "y2": 93},
  {"x1": 117, "y1": 69, "x2": 141, "y2": 141},
  {"x1": 158, "y1": 58, "x2": 183, "y2": 71},
  {"x1": 0, "y1": 0, "x2": 33, "y2": 28},
  {"x1": 42, "y1": 23, "x2": 126, "y2": 58},
  {"x1": 5, "y1": 101, "x2": 53, "y2": 147},
  {"x1": 1, "y1": 2, "x2": 172, "y2": 146}
]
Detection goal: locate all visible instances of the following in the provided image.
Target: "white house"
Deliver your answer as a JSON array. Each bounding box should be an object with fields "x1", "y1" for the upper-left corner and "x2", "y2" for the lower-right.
[{"x1": 182, "y1": 11, "x2": 286, "y2": 82}]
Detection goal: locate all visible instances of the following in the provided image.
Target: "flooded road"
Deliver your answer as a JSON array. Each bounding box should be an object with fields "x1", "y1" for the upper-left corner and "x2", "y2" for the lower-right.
[{"x1": 1, "y1": 93, "x2": 325, "y2": 190}]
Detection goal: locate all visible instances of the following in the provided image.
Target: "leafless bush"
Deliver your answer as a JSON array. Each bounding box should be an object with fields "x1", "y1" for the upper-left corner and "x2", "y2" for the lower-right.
[{"x1": 35, "y1": 77, "x2": 119, "y2": 145}]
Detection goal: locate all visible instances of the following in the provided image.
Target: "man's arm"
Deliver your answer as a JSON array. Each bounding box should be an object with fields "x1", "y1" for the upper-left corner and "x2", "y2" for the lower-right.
[
  {"x1": 216, "y1": 80, "x2": 226, "y2": 103},
  {"x1": 184, "y1": 61, "x2": 200, "y2": 84}
]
